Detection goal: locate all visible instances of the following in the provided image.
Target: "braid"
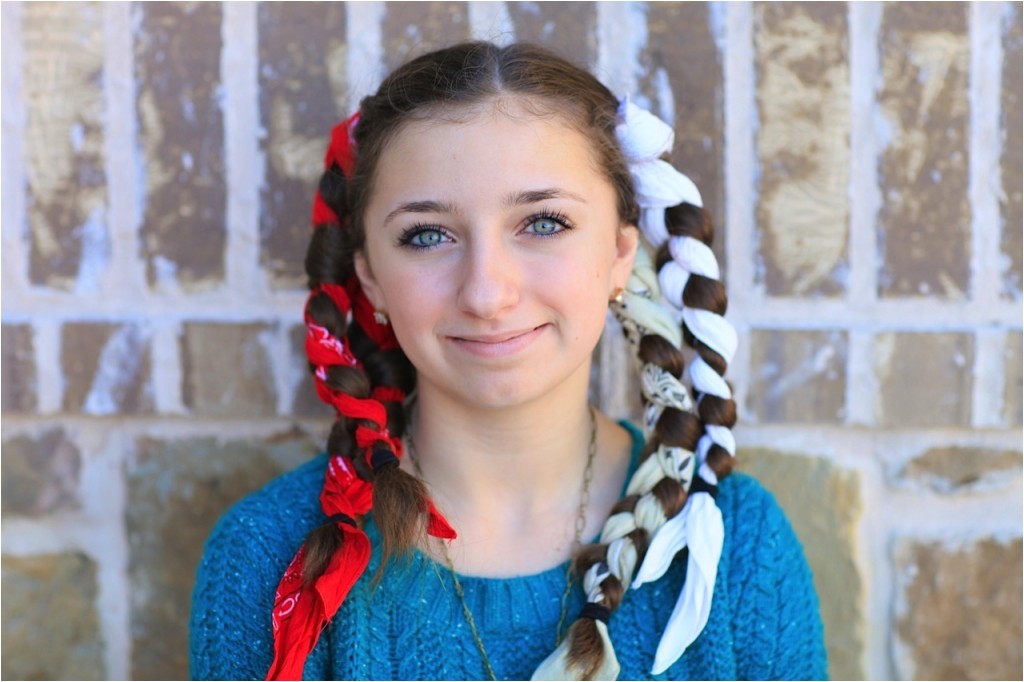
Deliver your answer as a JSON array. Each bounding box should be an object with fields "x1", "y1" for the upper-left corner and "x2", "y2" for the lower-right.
[{"x1": 540, "y1": 100, "x2": 738, "y2": 680}]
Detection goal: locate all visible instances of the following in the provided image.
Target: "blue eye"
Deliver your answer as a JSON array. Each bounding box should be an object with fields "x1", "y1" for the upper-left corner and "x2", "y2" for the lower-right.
[
  {"x1": 399, "y1": 226, "x2": 451, "y2": 249},
  {"x1": 525, "y1": 212, "x2": 573, "y2": 236}
]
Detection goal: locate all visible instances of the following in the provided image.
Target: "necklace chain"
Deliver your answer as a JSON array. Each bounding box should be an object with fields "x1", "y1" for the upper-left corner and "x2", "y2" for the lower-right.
[{"x1": 406, "y1": 408, "x2": 598, "y2": 682}]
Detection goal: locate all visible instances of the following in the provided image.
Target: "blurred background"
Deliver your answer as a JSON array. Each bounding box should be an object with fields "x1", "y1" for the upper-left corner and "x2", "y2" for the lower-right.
[{"x1": 1, "y1": 1, "x2": 1021, "y2": 679}]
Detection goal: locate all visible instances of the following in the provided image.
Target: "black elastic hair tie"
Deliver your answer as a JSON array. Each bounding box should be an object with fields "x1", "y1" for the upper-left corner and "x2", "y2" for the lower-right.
[
  {"x1": 370, "y1": 447, "x2": 400, "y2": 471},
  {"x1": 690, "y1": 476, "x2": 718, "y2": 499},
  {"x1": 579, "y1": 602, "x2": 611, "y2": 624},
  {"x1": 327, "y1": 513, "x2": 355, "y2": 527}
]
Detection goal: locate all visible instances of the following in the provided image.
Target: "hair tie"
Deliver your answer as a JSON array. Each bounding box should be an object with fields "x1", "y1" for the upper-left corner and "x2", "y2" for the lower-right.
[
  {"x1": 688, "y1": 477, "x2": 718, "y2": 500},
  {"x1": 579, "y1": 602, "x2": 611, "y2": 624},
  {"x1": 370, "y1": 447, "x2": 400, "y2": 472},
  {"x1": 327, "y1": 513, "x2": 356, "y2": 527}
]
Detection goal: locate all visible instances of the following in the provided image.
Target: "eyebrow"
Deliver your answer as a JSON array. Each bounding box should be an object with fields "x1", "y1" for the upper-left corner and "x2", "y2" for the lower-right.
[{"x1": 383, "y1": 188, "x2": 587, "y2": 226}]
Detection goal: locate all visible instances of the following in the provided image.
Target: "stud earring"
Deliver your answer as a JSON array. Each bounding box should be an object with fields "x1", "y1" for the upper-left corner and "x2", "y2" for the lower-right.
[
  {"x1": 609, "y1": 287, "x2": 624, "y2": 304},
  {"x1": 373, "y1": 310, "x2": 389, "y2": 325}
]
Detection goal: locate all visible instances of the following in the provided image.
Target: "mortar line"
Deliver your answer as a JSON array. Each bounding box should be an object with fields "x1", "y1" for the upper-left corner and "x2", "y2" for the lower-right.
[
  {"x1": 222, "y1": 2, "x2": 263, "y2": 298},
  {"x1": 345, "y1": 1, "x2": 385, "y2": 114},
  {"x1": 595, "y1": 1, "x2": 648, "y2": 96},
  {"x1": 468, "y1": 1, "x2": 514, "y2": 45}
]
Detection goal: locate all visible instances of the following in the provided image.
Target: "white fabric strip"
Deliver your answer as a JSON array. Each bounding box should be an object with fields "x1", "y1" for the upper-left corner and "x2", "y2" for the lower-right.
[
  {"x1": 668, "y1": 236, "x2": 720, "y2": 280},
  {"x1": 689, "y1": 355, "x2": 732, "y2": 399}
]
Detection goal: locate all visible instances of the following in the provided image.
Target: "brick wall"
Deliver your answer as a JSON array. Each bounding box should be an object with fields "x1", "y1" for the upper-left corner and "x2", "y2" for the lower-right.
[{"x1": 2, "y1": 2, "x2": 1020, "y2": 679}]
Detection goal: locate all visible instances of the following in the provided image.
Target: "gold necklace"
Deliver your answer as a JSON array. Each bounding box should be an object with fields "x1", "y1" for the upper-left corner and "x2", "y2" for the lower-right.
[{"x1": 406, "y1": 408, "x2": 598, "y2": 681}]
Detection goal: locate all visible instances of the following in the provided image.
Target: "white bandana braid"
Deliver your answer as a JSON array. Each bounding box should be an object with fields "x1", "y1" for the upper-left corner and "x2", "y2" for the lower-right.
[{"x1": 533, "y1": 99, "x2": 737, "y2": 681}]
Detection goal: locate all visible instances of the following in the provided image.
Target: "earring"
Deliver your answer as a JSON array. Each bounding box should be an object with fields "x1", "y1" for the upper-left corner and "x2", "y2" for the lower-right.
[
  {"x1": 373, "y1": 309, "x2": 389, "y2": 325},
  {"x1": 609, "y1": 287, "x2": 624, "y2": 304}
]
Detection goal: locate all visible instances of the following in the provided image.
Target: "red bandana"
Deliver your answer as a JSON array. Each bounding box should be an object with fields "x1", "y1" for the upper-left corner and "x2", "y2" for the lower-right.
[{"x1": 267, "y1": 113, "x2": 455, "y2": 681}]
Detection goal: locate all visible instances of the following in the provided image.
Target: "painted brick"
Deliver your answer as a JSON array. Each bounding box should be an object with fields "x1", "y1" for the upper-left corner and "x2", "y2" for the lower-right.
[
  {"x1": 894, "y1": 537, "x2": 1022, "y2": 680},
  {"x1": 1, "y1": 553, "x2": 105, "y2": 680},
  {"x1": 1, "y1": 429, "x2": 81, "y2": 516},
  {"x1": 875, "y1": 332, "x2": 973, "y2": 428},
  {"x1": 892, "y1": 446, "x2": 1021, "y2": 494},
  {"x1": 641, "y1": 2, "x2": 726, "y2": 264},
  {"x1": 878, "y1": 3, "x2": 970, "y2": 299},
  {"x1": 136, "y1": 3, "x2": 226, "y2": 291},
  {"x1": 288, "y1": 323, "x2": 334, "y2": 418},
  {"x1": 23, "y1": 2, "x2": 106, "y2": 291},
  {"x1": 1002, "y1": 3, "x2": 1023, "y2": 300},
  {"x1": 258, "y1": 3, "x2": 347, "y2": 289},
  {"x1": 2, "y1": 324, "x2": 36, "y2": 413},
  {"x1": 381, "y1": 1, "x2": 470, "y2": 72},
  {"x1": 507, "y1": 2, "x2": 596, "y2": 68},
  {"x1": 180, "y1": 323, "x2": 276, "y2": 417},
  {"x1": 62, "y1": 323, "x2": 153, "y2": 414},
  {"x1": 126, "y1": 431, "x2": 317, "y2": 680},
  {"x1": 739, "y1": 450, "x2": 863, "y2": 681},
  {"x1": 755, "y1": 2, "x2": 849, "y2": 296},
  {"x1": 747, "y1": 329, "x2": 847, "y2": 423},
  {"x1": 1005, "y1": 331, "x2": 1023, "y2": 427}
]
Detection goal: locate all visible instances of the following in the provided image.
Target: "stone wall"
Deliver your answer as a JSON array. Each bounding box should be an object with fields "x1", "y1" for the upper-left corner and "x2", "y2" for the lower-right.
[{"x1": 1, "y1": 2, "x2": 1020, "y2": 680}]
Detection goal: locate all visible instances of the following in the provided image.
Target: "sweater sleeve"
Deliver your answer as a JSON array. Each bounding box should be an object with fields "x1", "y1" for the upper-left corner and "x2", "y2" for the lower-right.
[{"x1": 725, "y1": 475, "x2": 829, "y2": 681}]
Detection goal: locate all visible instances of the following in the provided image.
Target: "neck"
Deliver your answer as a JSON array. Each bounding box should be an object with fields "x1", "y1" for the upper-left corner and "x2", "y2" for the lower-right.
[{"x1": 408, "y1": 383, "x2": 593, "y2": 518}]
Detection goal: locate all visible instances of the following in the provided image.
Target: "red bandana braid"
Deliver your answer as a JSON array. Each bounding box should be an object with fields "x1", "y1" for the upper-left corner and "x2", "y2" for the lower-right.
[{"x1": 267, "y1": 113, "x2": 455, "y2": 681}]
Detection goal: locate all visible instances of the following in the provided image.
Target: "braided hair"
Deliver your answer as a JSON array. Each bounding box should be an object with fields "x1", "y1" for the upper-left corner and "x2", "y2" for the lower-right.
[{"x1": 267, "y1": 42, "x2": 737, "y2": 681}]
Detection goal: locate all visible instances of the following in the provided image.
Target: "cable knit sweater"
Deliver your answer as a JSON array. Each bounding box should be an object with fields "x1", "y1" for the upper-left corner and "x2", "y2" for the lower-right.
[{"x1": 190, "y1": 425, "x2": 827, "y2": 680}]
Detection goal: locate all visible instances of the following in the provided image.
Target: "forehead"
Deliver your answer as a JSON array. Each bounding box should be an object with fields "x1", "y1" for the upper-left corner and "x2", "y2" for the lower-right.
[{"x1": 368, "y1": 99, "x2": 610, "y2": 206}]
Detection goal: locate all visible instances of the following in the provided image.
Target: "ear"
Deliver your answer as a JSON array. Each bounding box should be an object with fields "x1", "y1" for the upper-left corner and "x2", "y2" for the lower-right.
[
  {"x1": 354, "y1": 251, "x2": 386, "y2": 310},
  {"x1": 610, "y1": 223, "x2": 640, "y2": 293}
]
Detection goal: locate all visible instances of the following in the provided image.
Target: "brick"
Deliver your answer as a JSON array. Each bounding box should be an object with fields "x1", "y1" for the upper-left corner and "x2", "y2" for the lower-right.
[
  {"x1": 894, "y1": 537, "x2": 1022, "y2": 680},
  {"x1": 875, "y1": 332, "x2": 973, "y2": 427},
  {"x1": 747, "y1": 329, "x2": 847, "y2": 423},
  {"x1": 1002, "y1": 3, "x2": 1023, "y2": 300},
  {"x1": 136, "y1": 3, "x2": 226, "y2": 291},
  {"x1": 381, "y1": 1, "x2": 470, "y2": 72},
  {"x1": 755, "y1": 2, "x2": 849, "y2": 296},
  {"x1": 738, "y1": 449, "x2": 863, "y2": 681},
  {"x1": 1, "y1": 429, "x2": 81, "y2": 516},
  {"x1": 23, "y1": 2, "x2": 107, "y2": 290},
  {"x1": 180, "y1": 323, "x2": 276, "y2": 417},
  {"x1": 1, "y1": 553, "x2": 105, "y2": 680},
  {"x1": 878, "y1": 3, "x2": 970, "y2": 298},
  {"x1": 507, "y1": 2, "x2": 596, "y2": 69},
  {"x1": 2, "y1": 324, "x2": 36, "y2": 413},
  {"x1": 640, "y1": 2, "x2": 726, "y2": 264},
  {"x1": 1005, "y1": 331, "x2": 1022, "y2": 426},
  {"x1": 288, "y1": 323, "x2": 335, "y2": 418},
  {"x1": 893, "y1": 446, "x2": 1021, "y2": 493},
  {"x1": 258, "y1": 3, "x2": 347, "y2": 289},
  {"x1": 62, "y1": 323, "x2": 153, "y2": 414},
  {"x1": 126, "y1": 431, "x2": 317, "y2": 680}
]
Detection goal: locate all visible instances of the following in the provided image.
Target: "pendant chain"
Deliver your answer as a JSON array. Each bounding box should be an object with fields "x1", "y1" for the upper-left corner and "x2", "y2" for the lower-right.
[{"x1": 406, "y1": 408, "x2": 598, "y2": 681}]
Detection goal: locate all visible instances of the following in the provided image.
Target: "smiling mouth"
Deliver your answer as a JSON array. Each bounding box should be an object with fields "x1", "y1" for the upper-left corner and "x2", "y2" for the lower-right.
[{"x1": 448, "y1": 325, "x2": 547, "y2": 356}]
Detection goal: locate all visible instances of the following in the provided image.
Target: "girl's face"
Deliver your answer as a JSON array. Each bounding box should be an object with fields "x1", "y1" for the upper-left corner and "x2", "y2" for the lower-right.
[{"x1": 355, "y1": 99, "x2": 638, "y2": 410}]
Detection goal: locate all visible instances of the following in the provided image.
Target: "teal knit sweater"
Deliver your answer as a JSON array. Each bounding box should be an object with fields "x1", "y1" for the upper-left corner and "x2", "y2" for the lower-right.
[{"x1": 190, "y1": 427, "x2": 827, "y2": 680}]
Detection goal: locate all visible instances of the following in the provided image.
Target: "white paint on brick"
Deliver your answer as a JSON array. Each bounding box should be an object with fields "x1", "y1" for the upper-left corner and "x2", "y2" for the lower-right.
[
  {"x1": 846, "y1": 330, "x2": 878, "y2": 426},
  {"x1": 598, "y1": 312, "x2": 634, "y2": 421},
  {"x1": 83, "y1": 325, "x2": 150, "y2": 415},
  {"x1": 1, "y1": 1, "x2": 28, "y2": 296},
  {"x1": 222, "y1": 2, "x2": 264, "y2": 297},
  {"x1": 74, "y1": 206, "x2": 110, "y2": 296},
  {"x1": 469, "y1": 1, "x2": 514, "y2": 45},
  {"x1": 345, "y1": 1, "x2": 385, "y2": 114},
  {"x1": 263, "y1": 324, "x2": 290, "y2": 417},
  {"x1": 596, "y1": 1, "x2": 647, "y2": 99},
  {"x1": 103, "y1": 2, "x2": 146, "y2": 301},
  {"x1": 151, "y1": 323, "x2": 185, "y2": 414}
]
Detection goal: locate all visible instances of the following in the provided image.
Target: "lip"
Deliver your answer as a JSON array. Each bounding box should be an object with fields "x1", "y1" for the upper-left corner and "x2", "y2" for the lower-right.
[{"x1": 447, "y1": 325, "x2": 548, "y2": 358}]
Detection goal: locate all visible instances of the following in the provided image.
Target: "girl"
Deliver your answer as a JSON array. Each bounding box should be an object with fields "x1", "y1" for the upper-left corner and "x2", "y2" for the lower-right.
[{"x1": 190, "y1": 41, "x2": 826, "y2": 681}]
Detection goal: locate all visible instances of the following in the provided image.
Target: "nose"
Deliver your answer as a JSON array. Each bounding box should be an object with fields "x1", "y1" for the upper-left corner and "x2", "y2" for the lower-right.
[{"x1": 456, "y1": 237, "x2": 521, "y2": 319}]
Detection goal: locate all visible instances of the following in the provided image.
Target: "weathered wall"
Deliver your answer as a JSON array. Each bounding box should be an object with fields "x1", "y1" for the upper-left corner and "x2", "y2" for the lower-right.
[{"x1": 1, "y1": 2, "x2": 1020, "y2": 680}]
